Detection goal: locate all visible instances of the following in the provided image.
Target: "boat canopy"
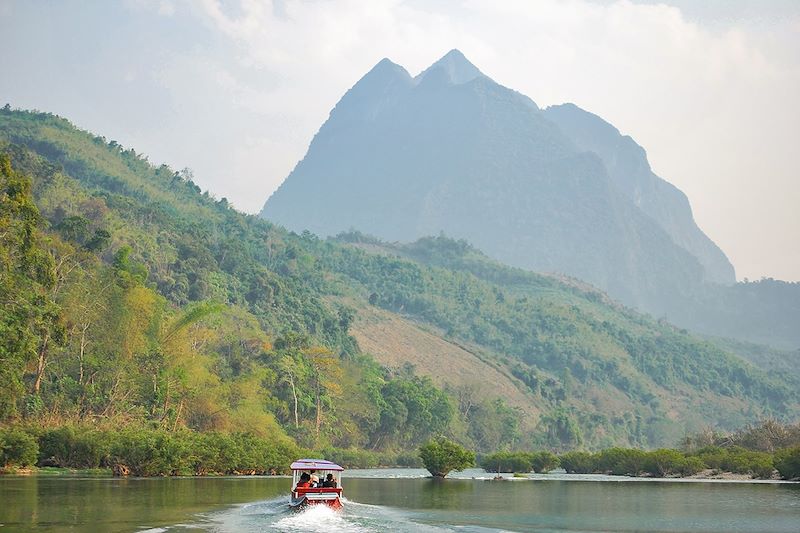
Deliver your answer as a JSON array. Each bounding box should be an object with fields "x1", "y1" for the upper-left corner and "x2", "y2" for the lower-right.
[{"x1": 290, "y1": 459, "x2": 344, "y2": 472}]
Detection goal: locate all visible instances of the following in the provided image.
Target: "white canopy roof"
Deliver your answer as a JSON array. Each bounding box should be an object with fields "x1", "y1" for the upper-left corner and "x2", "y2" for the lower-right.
[{"x1": 290, "y1": 459, "x2": 344, "y2": 471}]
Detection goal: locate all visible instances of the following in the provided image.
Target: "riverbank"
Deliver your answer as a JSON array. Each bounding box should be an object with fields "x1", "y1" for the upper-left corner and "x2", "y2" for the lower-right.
[
  {"x1": 480, "y1": 446, "x2": 800, "y2": 481},
  {"x1": 0, "y1": 425, "x2": 421, "y2": 477},
  {"x1": 689, "y1": 468, "x2": 781, "y2": 481},
  {"x1": 3, "y1": 424, "x2": 799, "y2": 481}
]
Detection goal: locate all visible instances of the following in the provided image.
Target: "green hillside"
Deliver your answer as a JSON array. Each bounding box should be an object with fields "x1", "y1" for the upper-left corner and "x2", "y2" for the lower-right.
[{"x1": 1, "y1": 107, "x2": 797, "y2": 454}]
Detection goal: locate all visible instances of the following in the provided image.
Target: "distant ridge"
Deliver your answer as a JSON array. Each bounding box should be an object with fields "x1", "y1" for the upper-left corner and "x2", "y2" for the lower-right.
[{"x1": 261, "y1": 50, "x2": 735, "y2": 316}]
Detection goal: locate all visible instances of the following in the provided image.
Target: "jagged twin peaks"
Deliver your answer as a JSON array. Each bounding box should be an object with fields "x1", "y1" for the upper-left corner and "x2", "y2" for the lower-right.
[{"x1": 261, "y1": 50, "x2": 734, "y2": 315}]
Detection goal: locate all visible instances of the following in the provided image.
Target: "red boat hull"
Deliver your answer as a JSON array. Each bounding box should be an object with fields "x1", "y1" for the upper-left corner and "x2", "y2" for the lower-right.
[
  {"x1": 289, "y1": 487, "x2": 343, "y2": 511},
  {"x1": 290, "y1": 496, "x2": 342, "y2": 511}
]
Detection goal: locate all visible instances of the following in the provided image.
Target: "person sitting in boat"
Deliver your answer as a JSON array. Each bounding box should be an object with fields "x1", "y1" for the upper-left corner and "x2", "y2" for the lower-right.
[
  {"x1": 296, "y1": 472, "x2": 311, "y2": 489},
  {"x1": 322, "y1": 473, "x2": 337, "y2": 488},
  {"x1": 310, "y1": 474, "x2": 320, "y2": 487}
]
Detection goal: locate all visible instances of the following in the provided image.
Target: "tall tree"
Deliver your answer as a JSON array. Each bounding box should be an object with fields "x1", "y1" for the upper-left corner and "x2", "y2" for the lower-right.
[{"x1": 0, "y1": 155, "x2": 58, "y2": 417}]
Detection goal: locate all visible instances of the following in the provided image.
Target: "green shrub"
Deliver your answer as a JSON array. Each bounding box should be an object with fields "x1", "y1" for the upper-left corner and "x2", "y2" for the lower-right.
[
  {"x1": 323, "y1": 447, "x2": 424, "y2": 469},
  {"x1": 643, "y1": 449, "x2": 691, "y2": 477},
  {"x1": 596, "y1": 448, "x2": 647, "y2": 476},
  {"x1": 261, "y1": 439, "x2": 298, "y2": 474},
  {"x1": 324, "y1": 448, "x2": 380, "y2": 469},
  {"x1": 480, "y1": 450, "x2": 561, "y2": 473},
  {"x1": 675, "y1": 455, "x2": 705, "y2": 476},
  {"x1": 721, "y1": 448, "x2": 774, "y2": 479},
  {"x1": 774, "y1": 446, "x2": 800, "y2": 480},
  {"x1": 26, "y1": 426, "x2": 299, "y2": 476},
  {"x1": 480, "y1": 451, "x2": 533, "y2": 473},
  {"x1": 530, "y1": 451, "x2": 560, "y2": 473},
  {"x1": 394, "y1": 451, "x2": 424, "y2": 468},
  {"x1": 640, "y1": 449, "x2": 707, "y2": 477},
  {"x1": 0, "y1": 427, "x2": 39, "y2": 467},
  {"x1": 419, "y1": 436, "x2": 475, "y2": 477},
  {"x1": 232, "y1": 433, "x2": 267, "y2": 473},
  {"x1": 693, "y1": 446, "x2": 726, "y2": 470},
  {"x1": 559, "y1": 451, "x2": 596, "y2": 474},
  {"x1": 233, "y1": 432, "x2": 296, "y2": 474},
  {"x1": 190, "y1": 432, "x2": 236, "y2": 474},
  {"x1": 37, "y1": 426, "x2": 110, "y2": 468},
  {"x1": 109, "y1": 428, "x2": 190, "y2": 476}
]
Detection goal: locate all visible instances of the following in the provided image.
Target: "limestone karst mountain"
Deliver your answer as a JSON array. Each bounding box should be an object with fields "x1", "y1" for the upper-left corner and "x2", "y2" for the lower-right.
[
  {"x1": 261, "y1": 50, "x2": 734, "y2": 316},
  {"x1": 542, "y1": 103, "x2": 735, "y2": 285}
]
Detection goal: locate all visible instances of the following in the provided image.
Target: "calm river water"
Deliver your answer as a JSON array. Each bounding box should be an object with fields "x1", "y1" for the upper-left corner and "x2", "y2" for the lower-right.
[{"x1": 1, "y1": 469, "x2": 798, "y2": 532}]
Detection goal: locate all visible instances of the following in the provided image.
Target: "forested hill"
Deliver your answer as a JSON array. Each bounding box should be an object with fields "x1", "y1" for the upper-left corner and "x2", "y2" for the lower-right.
[{"x1": 1, "y1": 107, "x2": 797, "y2": 453}]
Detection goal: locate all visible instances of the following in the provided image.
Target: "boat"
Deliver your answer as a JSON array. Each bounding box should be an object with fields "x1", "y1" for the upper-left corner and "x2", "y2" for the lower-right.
[{"x1": 289, "y1": 458, "x2": 344, "y2": 511}]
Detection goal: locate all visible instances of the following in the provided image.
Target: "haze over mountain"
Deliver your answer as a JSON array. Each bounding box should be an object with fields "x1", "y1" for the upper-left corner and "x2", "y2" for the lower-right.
[
  {"x1": 542, "y1": 103, "x2": 735, "y2": 286},
  {"x1": 261, "y1": 50, "x2": 734, "y2": 316}
]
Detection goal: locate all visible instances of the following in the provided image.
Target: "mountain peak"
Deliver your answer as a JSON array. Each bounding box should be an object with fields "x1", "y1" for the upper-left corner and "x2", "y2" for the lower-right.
[
  {"x1": 365, "y1": 57, "x2": 412, "y2": 81},
  {"x1": 338, "y1": 57, "x2": 412, "y2": 105},
  {"x1": 416, "y1": 49, "x2": 484, "y2": 85}
]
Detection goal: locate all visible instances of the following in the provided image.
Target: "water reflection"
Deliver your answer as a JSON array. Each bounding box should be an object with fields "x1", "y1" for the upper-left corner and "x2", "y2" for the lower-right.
[
  {"x1": 343, "y1": 475, "x2": 800, "y2": 532},
  {"x1": 0, "y1": 476, "x2": 288, "y2": 532}
]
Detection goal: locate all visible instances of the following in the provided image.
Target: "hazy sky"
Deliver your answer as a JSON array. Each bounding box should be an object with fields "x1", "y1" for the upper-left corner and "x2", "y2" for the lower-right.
[{"x1": 1, "y1": 0, "x2": 798, "y2": 281}]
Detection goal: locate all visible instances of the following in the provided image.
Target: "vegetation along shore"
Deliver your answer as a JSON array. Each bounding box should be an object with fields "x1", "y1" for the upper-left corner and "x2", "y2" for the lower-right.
[{"x1": 1, "y1": 422, "x2": 798, "y2": 480}]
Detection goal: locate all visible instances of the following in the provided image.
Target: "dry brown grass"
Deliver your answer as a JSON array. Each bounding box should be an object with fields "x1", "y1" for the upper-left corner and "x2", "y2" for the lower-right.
[{"x1": 350, "y1": 304, "x2": 540, "y2": 421}]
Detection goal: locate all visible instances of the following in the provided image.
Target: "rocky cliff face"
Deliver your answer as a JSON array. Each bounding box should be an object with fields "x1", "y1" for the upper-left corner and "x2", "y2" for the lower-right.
[
  {"x1": 261, "y1": 50, "x2": 733, "y2": 314},
  {"x1": 543, "y1": 103, "x2": 735, "y2": 285}
]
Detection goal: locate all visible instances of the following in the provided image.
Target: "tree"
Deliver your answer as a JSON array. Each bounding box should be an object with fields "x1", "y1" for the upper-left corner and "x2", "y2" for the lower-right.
[
  {"x1": 0, "y1": 428, "x2": 38, "y2": 467},
  {"x1": 277, "y1": 354, "x2": 304, "y2": 429},
  {"x1": 531, "y1": 450, "x2": 560, "y2": 473},
  {"x1": 559, "y1": 451, "x2": 595, "y2": 474},
  {"x1": 643, "y1": 448, "x2": 692, "y2": 477},
  {"x1": 0, "y1": 155, "x2": 59, "y2": 417},
  {"x1": 156, "y1": 301, "x2": 225, "y2": 427},
  {"x1": 304, "y1": 346, "x2": 342, "y2": 442},
  {"x1": 374, "y1": 375, "x2": 453, "y2": 449},
  {"x1": 466, "y1": 397, "x2": 520, "y2": 452},
  {"x1": 538, "y1": 407, "x2": 583, "y2": 451},
  {"x1": 418, "y1": 436, "x2": 475, "y2": 478},
  {"x1": 774, "y1": 446, "x2": 800, "y2": 480},
  {"x1": 271, "y1": 333, "x2": 343, "y2": 445}
]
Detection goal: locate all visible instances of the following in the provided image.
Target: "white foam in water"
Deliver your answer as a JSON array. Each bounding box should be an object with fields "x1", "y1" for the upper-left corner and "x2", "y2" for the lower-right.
[
  {"x1": 238, "y1": 497, "x2": 289, "y2": 516},
  {"x1": 202, "y1": 495, "x2": 451, "y2": 532},
  {"x1": 272, "y1": 504, "x2": 370, "y2": 533}
]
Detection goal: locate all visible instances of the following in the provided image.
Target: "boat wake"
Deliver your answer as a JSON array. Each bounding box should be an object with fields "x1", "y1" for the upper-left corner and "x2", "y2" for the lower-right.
[
  {"x1": 273, "y1": 503, "x2": 368, "y2": 532},
  {"x1": 193, "y1": 496, "x2": 451, "y2": 532}
]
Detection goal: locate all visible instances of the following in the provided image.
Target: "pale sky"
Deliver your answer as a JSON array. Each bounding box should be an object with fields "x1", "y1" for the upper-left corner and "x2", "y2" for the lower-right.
[{"x1": 1, "y1": 0, "x2": 798, "y2": 281}]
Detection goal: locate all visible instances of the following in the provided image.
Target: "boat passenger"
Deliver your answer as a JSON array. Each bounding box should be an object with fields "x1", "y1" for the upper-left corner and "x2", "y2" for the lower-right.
[
  {"x1": 322, "y1": 473, "x2": 337, "y2": 488},
  {"x1": 310, "y1": 474, "x2": 320, "y2": 487},
  {"x1": 296, "y1": 472, "x2": 311, "y2": 489}
]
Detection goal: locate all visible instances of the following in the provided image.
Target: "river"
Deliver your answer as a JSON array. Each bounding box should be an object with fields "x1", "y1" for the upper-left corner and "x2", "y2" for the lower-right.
[{"x1": 1, "y1": 469, "x2": 798, "y2": 532}]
